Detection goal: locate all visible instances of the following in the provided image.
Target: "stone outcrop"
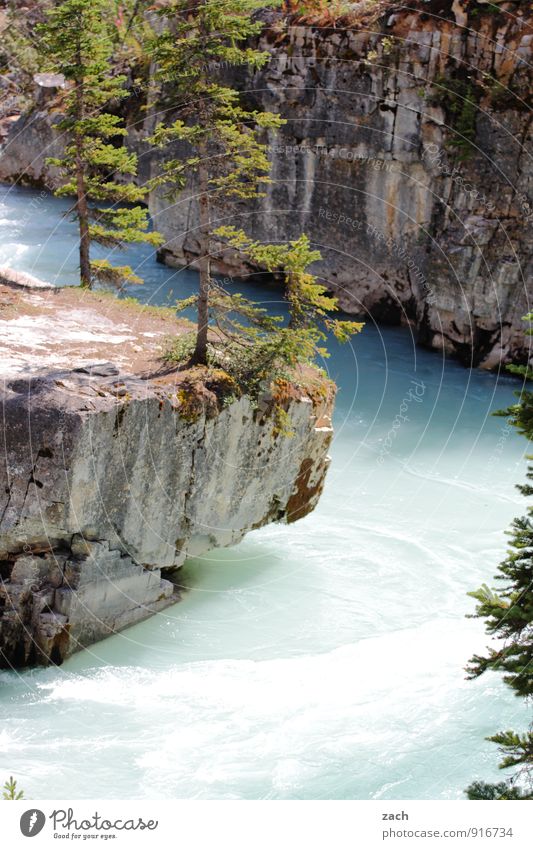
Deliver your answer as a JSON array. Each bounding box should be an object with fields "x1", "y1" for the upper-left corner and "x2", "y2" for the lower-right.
[
  {"x1": 0, "y1": 278, "x2": 334, "y2": 667},
  {"x1": 0, "y1": 107, "x2": 65, "y2": 187},
  {"x1": 0, "y1": 2, "x2": 530, "y2": 368}
]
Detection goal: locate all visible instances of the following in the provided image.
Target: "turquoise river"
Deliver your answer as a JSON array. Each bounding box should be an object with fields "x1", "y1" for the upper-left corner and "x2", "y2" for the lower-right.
[{"x1": 0, "y1": 184, "x2": 530, "y2": 799}]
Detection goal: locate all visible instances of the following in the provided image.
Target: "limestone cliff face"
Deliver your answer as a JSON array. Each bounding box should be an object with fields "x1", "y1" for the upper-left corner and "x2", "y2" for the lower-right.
[
  {"x1": 0, "y1": 277, "x2": 334, "y2": 667},
  {"x1": 150, "y1": 2, "x2": 532, "y2": 368},
  {"x1": 0, "y1": 3, "x2": 530, "y2": 368}
]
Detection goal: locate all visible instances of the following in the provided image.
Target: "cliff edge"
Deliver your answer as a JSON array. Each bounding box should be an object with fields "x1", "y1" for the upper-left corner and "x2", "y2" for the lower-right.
[{"x1": 0, "y1": 276, "x2": 334, "y2": 667}]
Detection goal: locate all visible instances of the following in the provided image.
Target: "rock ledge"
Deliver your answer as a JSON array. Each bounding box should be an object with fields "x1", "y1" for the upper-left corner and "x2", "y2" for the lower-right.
[{"x1": 0, "y1": 280, "x2": 334, "y2": 666}]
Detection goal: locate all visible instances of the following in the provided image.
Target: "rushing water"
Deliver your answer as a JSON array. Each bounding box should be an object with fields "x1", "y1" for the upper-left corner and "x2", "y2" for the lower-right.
[{"x1": 0, "y1": 184, "x2": 530, "y2": 800}]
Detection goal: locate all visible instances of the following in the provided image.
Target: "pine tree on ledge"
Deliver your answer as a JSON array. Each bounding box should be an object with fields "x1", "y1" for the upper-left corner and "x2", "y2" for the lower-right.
[
  {"x1": 215, "y1": 228, "x2": 364, "y2": 360},
  {"x1": 36, "y1": 0, "x2": 162, "y2": 289},
  {"x1": 465, "y1": 313, "x2": 533, "y2": 800},
  {"x1": 148, "y1": 0, "x2": 284, "y2": 365}
]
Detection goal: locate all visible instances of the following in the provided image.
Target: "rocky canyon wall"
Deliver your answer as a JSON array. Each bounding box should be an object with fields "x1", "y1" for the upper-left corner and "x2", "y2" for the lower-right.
[{"x1": 149, "y1": 1, "x2": 532, "y2": 368}]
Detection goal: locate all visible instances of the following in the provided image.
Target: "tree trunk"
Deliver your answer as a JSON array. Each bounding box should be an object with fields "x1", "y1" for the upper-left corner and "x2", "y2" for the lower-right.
[
  {"x1": 76, "y1": 137, "x2": 91, "y2": 288},
  {"x1": 75, "y1": 73, "x2": 91, "y2": 288},
  {"x1": 193, "y1": 147, "x2": 210, "y2": 365}
]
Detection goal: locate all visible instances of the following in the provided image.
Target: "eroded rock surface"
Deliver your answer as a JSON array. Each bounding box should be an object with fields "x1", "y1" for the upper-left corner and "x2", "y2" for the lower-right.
[
  {"x1": 0, "y1": 281, "x2": 334, "y2": 667},
  {"x1": 149, "y1": 3, "x2": 532, "y2": 368}
]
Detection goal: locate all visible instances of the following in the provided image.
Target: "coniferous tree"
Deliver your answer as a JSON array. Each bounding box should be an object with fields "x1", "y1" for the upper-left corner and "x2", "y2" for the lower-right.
[
  {"x1": 36, "y1": 0, "x2": 162, "y2": 288},
  {"x1": 148, "y1": 0, "x2": 284, "y2": 364},
  {"x1": 165, "y1": 230, "x2": 363, "y2": 395},
  {"x1": 2, "y1": 776, "x2": 24, "y2": 800},
  {"x1": 465, "y1": 314, "x2": 533, "y2": 800},
  {"x1": 215, "y1": 228, "x2": 364, "y2": 360},
  {"x1": 149, "y1": 2, "x2": 362, "y2": 375}
]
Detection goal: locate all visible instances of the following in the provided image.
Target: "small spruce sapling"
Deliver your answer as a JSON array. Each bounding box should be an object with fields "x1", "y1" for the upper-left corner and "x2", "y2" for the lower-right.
[
  {"x1": 214, "y1": 228, "x2": 364, "y2": 364},
  {"x1": 2, "y1": 776, "x2": 24, "y2": 800}
]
